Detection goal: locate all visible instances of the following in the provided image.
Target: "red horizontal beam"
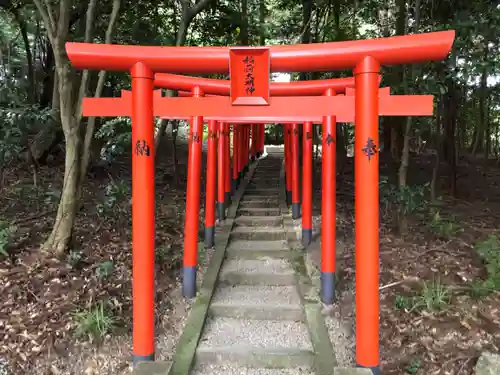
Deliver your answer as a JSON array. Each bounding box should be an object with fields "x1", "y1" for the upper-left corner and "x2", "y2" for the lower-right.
[
  {"x1": 82, "y1": 94, "x2": 434, "y2": 122},
  {"x1": 155, "y1": 74, "x2": 357, "y2": 96},
  {"x1": 66, "y1": 31, "x2": 455, "y2": 74}
]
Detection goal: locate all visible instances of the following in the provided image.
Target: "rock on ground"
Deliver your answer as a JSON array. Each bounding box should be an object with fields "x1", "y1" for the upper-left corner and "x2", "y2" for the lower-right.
[{"x1": 475, "y1": 352, "x2": 500, "y2": 375}]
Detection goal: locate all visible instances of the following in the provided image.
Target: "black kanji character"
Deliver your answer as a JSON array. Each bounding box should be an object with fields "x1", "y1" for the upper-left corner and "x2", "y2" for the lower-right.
[
  {"x1": 191, "y1": 133, "x2": 201, "y2": 143},
  {"x1": 135, "y1": 140, "x2": 150, "y2": 156},
  {"x1": 325, "y1": 133, "x2": 335, "y2": 146},
  {"x1": 362, "y1": 137, "x2": 378, "y2": 161}
]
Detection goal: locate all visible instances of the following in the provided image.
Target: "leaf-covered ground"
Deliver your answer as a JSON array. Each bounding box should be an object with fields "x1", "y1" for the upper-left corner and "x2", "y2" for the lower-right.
[
  {"x1": 307, "y1": 153, "x2": 500, "y2": 375},
  {"x1": 1, "y1": 140, "x2": 500, "y2": 375},
  {"x1": 0, "y1": 134, "x2": 210, "y2": 374}
]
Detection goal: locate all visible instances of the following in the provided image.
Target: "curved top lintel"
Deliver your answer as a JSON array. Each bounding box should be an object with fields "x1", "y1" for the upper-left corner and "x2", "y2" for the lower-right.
[
  {"x1": 154, "y1": 73, "x2": 357, "y2": 96},
  {"x1": 65, "y1": 30, "x2": 455, "y2": 74}
]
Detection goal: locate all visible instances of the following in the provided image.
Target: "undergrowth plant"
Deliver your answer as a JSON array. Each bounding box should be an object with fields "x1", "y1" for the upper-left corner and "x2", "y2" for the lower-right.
[
  {"x1": 97, "y1": 180, "x2": 129, "y2": 216},
  {"x1": 471, "y1": 235, "x2": 500, "y2": 296},
  {"x1": 73, "y1": 301, "x2": 116, "y2": 340},
  {"x1": 394, "y1": 278, "x2": 450, "y2": 312},
  {"x1": 0, "y1": 220, "x2": 16, "y2": 257},
  {"x1": 430, "y1": 210, "x2": 460, "y2": 239}
]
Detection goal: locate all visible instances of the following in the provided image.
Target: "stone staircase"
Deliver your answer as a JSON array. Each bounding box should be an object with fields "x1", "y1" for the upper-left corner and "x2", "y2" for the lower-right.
[{"x1": 135, "y1": 149, "x2": 370, "y2": 375}]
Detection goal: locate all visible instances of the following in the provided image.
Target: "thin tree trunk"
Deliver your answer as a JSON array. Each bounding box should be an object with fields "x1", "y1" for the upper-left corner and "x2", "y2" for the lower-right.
[
  {"x1": 78, "y1": 0, "x2": 121, "y2": 189},
  {"x1": 13, "y1": 9, "x2": 36, "y2": 103}
]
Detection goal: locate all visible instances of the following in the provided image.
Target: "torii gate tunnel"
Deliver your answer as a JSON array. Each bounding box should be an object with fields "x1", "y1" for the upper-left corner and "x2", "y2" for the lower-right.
[{"x1": 67, "y1": 30, "x2": 455, "y2": 374}]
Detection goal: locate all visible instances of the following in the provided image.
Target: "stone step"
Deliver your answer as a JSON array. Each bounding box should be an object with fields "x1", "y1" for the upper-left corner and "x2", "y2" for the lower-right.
[
  {"x1": 132, "y1": 361, "x2": 171, "y2": 375},
  {"x1": 209, "y1": 285, "x2": 303, "y2": 320},
  {"x1": 191, "y1": 365, "x2": 314, "y2": 375},
  {"x1": 244, "y1": 188, "x2": 280, "y2": 194},
  {"x1": 225, "y1": 240, "x2": 290, "y2": 260},
  {"x1": 230, "y1": 226, "x2": 287, "y2": 241},
  {"x1": 242, "y1": 195, "x2": 279, "y2": 201},
  {"x1": 237, "y1": 207, "x2": 281, "y2": 216},
  {"x1": 239, "y1": 201, "x2": 280, "y2": 209},
  {"x1": 219, "y1": 258, "x2": 295, "y2": 285},
  {"x1": 196, "y1": 317, "x2": 314, "y2": 368},
  {"x1": 250, "y1": 179, "x2": 281, "y2": 184},
  {"x1": 234, "y1": 216, "x2": 282, "y2": 227}
]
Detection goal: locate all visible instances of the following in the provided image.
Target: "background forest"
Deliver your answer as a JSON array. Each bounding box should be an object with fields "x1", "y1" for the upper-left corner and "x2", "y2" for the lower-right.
[{"x1": 0, "y1": 0, "x2": 500, "y2": 374}]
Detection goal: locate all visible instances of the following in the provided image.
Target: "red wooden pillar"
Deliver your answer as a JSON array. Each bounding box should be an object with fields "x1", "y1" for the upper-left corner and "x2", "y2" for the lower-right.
[
  {"x1": 321, "y1": 88, "x2": 336, "y2": 305},
  {"x1": 224, "y1": 123, "x2": 232, "y2": 206},
  {"x1": 183, "y1": 86, "x2": 204, "y2": 298},
  {"x1": 217, "y1": 122, "x2": 226, "y2": 220},
  {"x1": 284, "y1": 124, "x2": 292, "y2": 205},
  {"x1": 302, "y1": 121, "x2": 313, "y2": 247},
  {"x1": 251, "y1": 124, "x2": 257, "y2": 161},
  {"x1": 204, "y1": 120, "x2": 217, "y2": 248},
  {"x1": 291, "y1": 123, "x2": 301, "y2": 219},
  {"x1": 232, "y1": 125, "x2": 239, "y2": 191},
  {"x1": 131, "y1": 62, "x2": 155, "y2": 363},
  {"x1": 258, "y1": 123, "x2": 265, "y2": 157},
  {"x1": 243, "y1": 125, "x2": 249, "y2": 173},
  {"x1": 354, "y1": 56, "x2": 381, "y2": 375}
]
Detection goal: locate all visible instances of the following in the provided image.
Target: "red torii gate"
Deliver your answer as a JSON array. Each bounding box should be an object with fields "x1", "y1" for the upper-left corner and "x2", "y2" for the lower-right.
[{"x1": 67, "y1": 30, "x2": 455, "y2": 374}]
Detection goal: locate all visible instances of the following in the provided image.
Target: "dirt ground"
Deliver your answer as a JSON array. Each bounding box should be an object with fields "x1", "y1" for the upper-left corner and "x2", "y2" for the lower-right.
[
  {"x1": 305, "y1": 153, "x2": 500, "y2": 375},
  {"x1": 0, "y1": 131, "x2": 212, "y2": 375},
  {"x1": 1, "y1": 137, "x2": 500, "y2": 375}
]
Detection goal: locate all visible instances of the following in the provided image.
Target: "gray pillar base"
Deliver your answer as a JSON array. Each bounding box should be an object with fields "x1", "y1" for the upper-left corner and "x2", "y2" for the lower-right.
[
  {"x1": 292, "y1": 203, "x2": 301, "y2": 219},
  {"x1": 286, "y1": 190, "x2": 292, "y2": 206},
  {"x1": 232, "y1": 178, "x2": 238, "y2": 193},
  {"x1": 182, "y1": 266, "x2": 197, "y2": 298},
  {"x1": 321, "y1": 271, "x2": 335, "y2": 305},
  {"x1": 357, "y1": 365, "x2": 381, "y2": 375},
  {"x1": 204, "y1": 226, "x2": 215, "y2": 248},
  {"x1": 217, "y1": 202, "x2": 225, "y2": 221},
  {"x1": 302, "y1": 228, "x2": 312, "y2": 247},
  {"x1": 133, "y1": 353, "x2": 155, "y2": 365},
  {"x1": 225, "y1": 192, "x2": 231, "y2": 208}
]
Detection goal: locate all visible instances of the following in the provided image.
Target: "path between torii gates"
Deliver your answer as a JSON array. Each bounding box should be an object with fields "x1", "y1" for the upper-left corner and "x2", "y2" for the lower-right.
[{"x1": 134, "y1": 148, "x2": 370, "y2": 375}]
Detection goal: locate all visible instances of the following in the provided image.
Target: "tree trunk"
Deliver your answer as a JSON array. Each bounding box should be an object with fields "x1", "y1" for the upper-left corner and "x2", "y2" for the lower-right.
[
  {"x1": 78, "y1": 0, "x2": 121, "y2": 189},
  {"x1": 153, "y1": 0, "x2": 215, "y2": 156},
  {"x1": 298, "y1": 0, "x2": 313, "y2": 81},
  {"x1": 240, "y1": 0, "x2": 249, "y2": 45},
  {"x1": 42, "y1": 58, "x2": 81, "y2": 254},
  {"x1": 259, "y1": 0, "x2": 266, "y2": 45},
  {"x1": 34, "y1": 0, "x2": 100, "y2": 255},
  {"x1": 13, "y1": 8, "x2": 36, "y2": 103}
]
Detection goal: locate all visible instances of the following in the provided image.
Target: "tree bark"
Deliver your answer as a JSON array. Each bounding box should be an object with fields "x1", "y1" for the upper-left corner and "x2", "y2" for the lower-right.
[
  {"x1": 33, "y1": 0, "x2": 103, "y2": 255},
  {"x1": 78, "y1": 0, "x2": 121, "y2": 189},
  {"x1": 153, "y1": 0, "x2": 216, "y2": 154}
]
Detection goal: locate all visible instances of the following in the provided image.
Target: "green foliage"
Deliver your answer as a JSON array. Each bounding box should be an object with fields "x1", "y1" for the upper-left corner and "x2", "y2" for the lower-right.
[
  {"x1": 96, "y1": 260, "x2": 114, "y2": 280},
  {"x1": 394, "y1": 294, "x2": 412, "y2": 310},
  {"x1": 0, "y1": 220, "x2": 16, "y2": 257},
  {"x1": 394, "y1": 278, "x2": 450, "y2": 313},
  {"x1": 96, "y1": 180, "x2": 129, "y2": 216},
  {"x1": 414, "y1": 278, "x2": 451, "y2": 311},
  {"x1": 395, "y1": 184, "x2": 428, "y2": 217},
  {"x1": 73, "y1": 301, "x2": 116, "y2": 340},
  {"x1": 406, "y1": 359, "x2": 421, "y2": 374},
  {"x1": 471, "y1": 236, "x2": 500, "y2": 296},
  {"x1": 95, "y1": 117, "x2": 132, "y2": 162},
  {"x1": 0, "y1": 106, "x2": 54, "y2": 170},
  {"x1": 430, "y1": 211, "x2": 460, "y2": 239},
  {"x1": 379, "y1": 177, "x2": 428, "y2": 217},
  {"x1": 68, "y1": 250, "x2": 84, "y2": 268}
]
